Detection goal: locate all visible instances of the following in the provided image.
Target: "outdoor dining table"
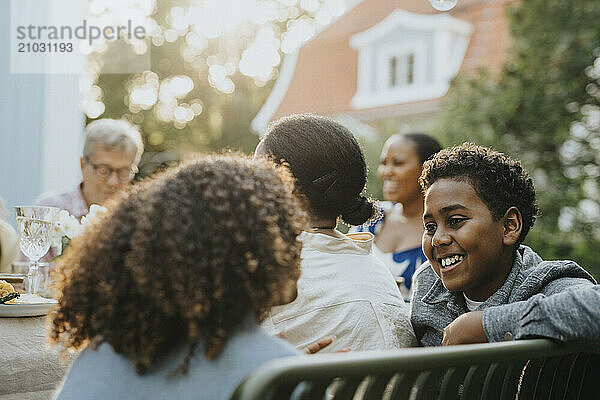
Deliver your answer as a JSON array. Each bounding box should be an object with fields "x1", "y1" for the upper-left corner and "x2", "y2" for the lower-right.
[{"x1": 1, "y1": 316, "x2": 72, "y2": 400}]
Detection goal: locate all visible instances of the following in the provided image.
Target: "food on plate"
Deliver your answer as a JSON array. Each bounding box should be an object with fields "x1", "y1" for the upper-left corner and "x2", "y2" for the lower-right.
[{"x1": 0, "y1": 280, "x2": 20, "y2": 304}]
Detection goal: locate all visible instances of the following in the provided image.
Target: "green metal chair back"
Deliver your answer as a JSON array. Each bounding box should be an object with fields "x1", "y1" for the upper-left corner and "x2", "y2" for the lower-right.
[{"x1": 232, "y1": 339, "x2": 600, "y2": 400}]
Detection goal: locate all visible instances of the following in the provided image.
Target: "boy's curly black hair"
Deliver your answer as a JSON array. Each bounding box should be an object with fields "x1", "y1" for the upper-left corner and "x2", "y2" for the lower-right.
[
  {"x1": 49, "y1": 154, "x2": 308, "y2": 375},
  {"x1": 419, "y1": 143, "x2": 538, "y2": 245}
]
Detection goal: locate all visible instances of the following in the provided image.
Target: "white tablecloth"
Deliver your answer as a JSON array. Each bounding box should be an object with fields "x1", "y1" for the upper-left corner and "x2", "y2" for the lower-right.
[{"x1": 1, "y1": 317, "x2": 72, "y2": 400}]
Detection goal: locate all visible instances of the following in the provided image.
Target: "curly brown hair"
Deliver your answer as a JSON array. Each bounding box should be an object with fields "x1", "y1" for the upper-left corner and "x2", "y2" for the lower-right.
[
  {"x1": 420, "y1": 143, "x2": 538, "y2": 246},
  {"x1": 49, "y1": 154, "x2": 308, "y2": 374}
]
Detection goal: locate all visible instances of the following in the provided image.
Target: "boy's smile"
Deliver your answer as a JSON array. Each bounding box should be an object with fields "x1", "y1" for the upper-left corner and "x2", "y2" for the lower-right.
[{"x1": 422, "y1": 178, "x2": 516, "y2": 301}]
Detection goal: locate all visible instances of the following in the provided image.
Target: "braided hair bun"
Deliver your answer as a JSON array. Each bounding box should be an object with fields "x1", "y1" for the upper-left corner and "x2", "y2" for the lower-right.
[{"x1": 262, "y1": 114, "x2": 374, "y2": 226}]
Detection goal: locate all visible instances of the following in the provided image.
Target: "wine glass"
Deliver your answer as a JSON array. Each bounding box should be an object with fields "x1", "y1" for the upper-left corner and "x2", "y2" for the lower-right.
[{"x1": 14, "y1": 206, "x2": 59, "y2": 297}]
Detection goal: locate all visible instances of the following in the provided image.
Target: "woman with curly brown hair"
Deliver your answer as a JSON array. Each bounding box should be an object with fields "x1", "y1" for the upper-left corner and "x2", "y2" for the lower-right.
[
  {"x1": 51, "y1": 155, "x2": 307, "y2": 400},
  {"x1": 256, "y1": 114, "x2": 417, "y2": 353}
]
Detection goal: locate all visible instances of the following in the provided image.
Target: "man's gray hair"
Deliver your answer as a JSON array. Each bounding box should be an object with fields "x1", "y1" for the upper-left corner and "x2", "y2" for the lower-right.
[{"x1": 83, "y1": 119, "x2": 144, "y2": 166}]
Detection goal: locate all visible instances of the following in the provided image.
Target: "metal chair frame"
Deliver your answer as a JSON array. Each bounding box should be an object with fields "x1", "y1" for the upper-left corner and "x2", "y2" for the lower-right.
[{"x1": 232, "y1": 339, "x2": 600, "y2": 400}]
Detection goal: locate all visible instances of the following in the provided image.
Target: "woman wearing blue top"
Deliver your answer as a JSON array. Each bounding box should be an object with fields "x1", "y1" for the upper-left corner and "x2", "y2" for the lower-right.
[{"x1": 355, "y1": 133, "x2": 441, "y2": 298}]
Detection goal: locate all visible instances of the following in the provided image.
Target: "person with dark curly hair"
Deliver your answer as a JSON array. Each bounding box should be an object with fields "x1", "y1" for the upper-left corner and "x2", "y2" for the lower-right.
[
  {"x1": 50, "y1": 155, "x2": 308, "y2": 400},
  {"x1": 256, "y1": 114, "x2": 417, "y2": 352},
  {"x1": 411, "y1": 143, "x2": 596, "y2": 347}
]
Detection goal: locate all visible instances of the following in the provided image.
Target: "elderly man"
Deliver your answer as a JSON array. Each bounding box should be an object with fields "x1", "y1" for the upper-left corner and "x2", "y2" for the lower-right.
[{"x1": 36, "y1": 119, "x2": 144, "y2": 217}]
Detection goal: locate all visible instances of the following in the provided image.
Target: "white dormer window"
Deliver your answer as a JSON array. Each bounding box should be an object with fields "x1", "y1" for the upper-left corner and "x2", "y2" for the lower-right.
[{"x1": 350, "y1": 10, "x2": 473, "y2": 110}]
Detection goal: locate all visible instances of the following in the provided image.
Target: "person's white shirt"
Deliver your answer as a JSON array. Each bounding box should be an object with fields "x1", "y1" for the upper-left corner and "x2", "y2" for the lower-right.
[
  {"x1": 262, "y1": 231, "x2": 418, "y2": 352},
  {"x1": 463, "y1": 293, "x2": 484, "y2": 311}
]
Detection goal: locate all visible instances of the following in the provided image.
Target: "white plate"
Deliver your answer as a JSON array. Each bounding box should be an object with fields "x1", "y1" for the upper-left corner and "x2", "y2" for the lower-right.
[{"x1": 0, "y1": 295, "x2": 57, "y2": 317}]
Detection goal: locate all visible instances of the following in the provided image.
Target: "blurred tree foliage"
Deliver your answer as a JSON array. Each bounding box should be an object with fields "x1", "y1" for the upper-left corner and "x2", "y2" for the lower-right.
[
  {"x1": 435, "y1": 0, "x2": 600, "y2": 278},
  {"x1": 91, "y1": 0, "x2": 343, "y2": 175}
]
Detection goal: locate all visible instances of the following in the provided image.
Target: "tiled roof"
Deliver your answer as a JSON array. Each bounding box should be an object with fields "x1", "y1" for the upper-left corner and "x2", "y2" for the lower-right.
[{"x1": 254, "y1": 0, "x2": 514, "y2": 131}]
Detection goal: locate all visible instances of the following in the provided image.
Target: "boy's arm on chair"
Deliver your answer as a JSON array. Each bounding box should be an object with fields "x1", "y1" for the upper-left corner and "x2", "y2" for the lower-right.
[
  {"x1": 483, "y1": 282, "x2": 598, "y2": 344},
  {"x1": 514, "y1": 285, "x2": 600, "y2": 343}
]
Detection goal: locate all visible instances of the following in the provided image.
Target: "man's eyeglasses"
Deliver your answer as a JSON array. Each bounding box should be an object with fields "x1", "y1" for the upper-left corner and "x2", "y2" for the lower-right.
[{"x1": 85, "y1": 158, "x2": 138, "y2": 181}]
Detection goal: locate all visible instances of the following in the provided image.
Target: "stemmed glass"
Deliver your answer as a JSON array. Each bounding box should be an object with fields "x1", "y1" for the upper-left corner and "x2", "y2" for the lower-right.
[{"x1": 14, "y1": 206, "x2": 59, "y2": 297}]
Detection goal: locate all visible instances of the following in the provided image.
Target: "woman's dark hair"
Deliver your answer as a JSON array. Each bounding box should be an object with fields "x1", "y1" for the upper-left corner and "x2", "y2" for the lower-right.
[
  {"x1": 50, "y1": 155, "x2": 307, "y2": 375},
  {"x1": 420, "y1": 143, "x2": 538, "y2": 245},
  {"x1": 395, "y1": 132, "x2": 442, "y2": 164},
  {"x1": 261, "y1": 114, "x2": 374, "y2": 226}
]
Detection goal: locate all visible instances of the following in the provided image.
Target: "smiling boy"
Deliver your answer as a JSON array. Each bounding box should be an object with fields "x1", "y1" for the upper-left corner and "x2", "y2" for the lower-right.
[{"x1": 411, "y1": 143, "x2": 596, "y2": 346}]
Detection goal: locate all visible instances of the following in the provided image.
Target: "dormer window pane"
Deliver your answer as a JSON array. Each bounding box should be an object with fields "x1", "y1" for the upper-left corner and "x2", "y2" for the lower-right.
[
  {"x1": 389, "y1": 56, "x2": 397, "y2": 87},
  {"x1": 407, "y1": 53, "x2": 414, "y2": 84},
  {"x1": 389, "y1": 52, "x2": 415, "y2": 88}
]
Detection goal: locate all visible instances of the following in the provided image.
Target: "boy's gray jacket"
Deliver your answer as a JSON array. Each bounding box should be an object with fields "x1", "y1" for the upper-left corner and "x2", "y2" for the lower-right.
[{"x1": 410, "y1": 245, "x2": 597, "y2": 346}]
